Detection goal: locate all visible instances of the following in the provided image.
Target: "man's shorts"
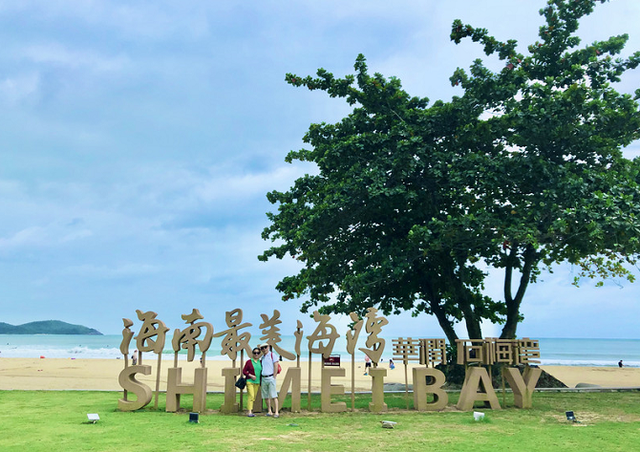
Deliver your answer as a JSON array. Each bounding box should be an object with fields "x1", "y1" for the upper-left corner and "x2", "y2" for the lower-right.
[{"x1": 261, "y1": 376, "x2": 277, "y2": 399}]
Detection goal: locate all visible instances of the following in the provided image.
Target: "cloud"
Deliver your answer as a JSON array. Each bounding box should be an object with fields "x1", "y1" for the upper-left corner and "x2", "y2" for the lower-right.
[
  {"x1": 0, "y1": 73, "x2": 40, "y2": 105},
  {"x1": 0, "y1": 0, "x2": 210, "y2": 40},
  {"x1": 61, "y1": 262, "x2": 161, "y2": 279},
  {"x1": 0, "y1": 226, "x2": 47, "y2": 250},
  {"x1": 22, "y1": 43, "x2": 129, "y2": 73},
  {"x1": 0, "y1": 221, "x2": 93, "y2": 255},
  {"x1": 193, "y1": 165, "x2": 310, "y2": 204},
  {"x1": 0, "y1": 0, "x2": 638, "y2": 338}
]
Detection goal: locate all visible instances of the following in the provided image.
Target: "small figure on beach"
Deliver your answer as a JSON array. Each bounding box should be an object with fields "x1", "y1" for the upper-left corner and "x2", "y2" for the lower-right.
[
  {"x1": 243, "y1": 346, "x2": 262, "y2": 417},
  {"x1": 364, "y1": 355, "x2": 372, "y2": 375},
  {"x1": 131, "y1": 350, "x2": 138, "y2": 365},
  {"x1": 619, "y1": 360, "x2": 623, "y2": 368},
  {"x1": 389, "y1": 359, "x2": 395, "y2": 370}
]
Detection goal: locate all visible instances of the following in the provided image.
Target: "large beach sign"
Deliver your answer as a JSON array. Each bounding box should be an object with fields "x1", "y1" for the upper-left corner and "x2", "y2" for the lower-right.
[{"x1": 118, "y1": 308, "x2": 541, "y2": 413}]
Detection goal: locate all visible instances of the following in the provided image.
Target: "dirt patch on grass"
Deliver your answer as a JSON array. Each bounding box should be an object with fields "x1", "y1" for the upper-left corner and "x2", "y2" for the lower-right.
[{"x1": 550, "y1": 411, "x2": 640, "y2": 424}]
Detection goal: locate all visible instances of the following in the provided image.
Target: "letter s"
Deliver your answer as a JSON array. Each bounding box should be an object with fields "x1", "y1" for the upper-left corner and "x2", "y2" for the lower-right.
[{"x1": 118, "y1": 365, "x2": 153, "y2": 411}]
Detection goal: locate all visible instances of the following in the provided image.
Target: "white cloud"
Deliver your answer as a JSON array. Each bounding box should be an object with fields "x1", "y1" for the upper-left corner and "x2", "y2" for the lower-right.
[
  {"x1": 61, "y1": 262, "x2": 161, "y2": 279},
  {"x1": 0, "y1": 73, "x2": 40, "y2": 105},
  {"x1": 23, "y1": 43, "x2": 129, "y2": 73},
  {"x1": 0, "y1": 221, "x2": 95, "y2": 254},
  {"x1": 194, "y1": 165, "x2": 310, "y2": 204},
  {"x1": 0, "y1": 0, "x2": 210, "y2": 40},
  {"x1": 60, "y1": 229, "x2": 93, "y2": 243},
  {"x1": 0, "y1": 226, "x2": 47, "y2": 249}
]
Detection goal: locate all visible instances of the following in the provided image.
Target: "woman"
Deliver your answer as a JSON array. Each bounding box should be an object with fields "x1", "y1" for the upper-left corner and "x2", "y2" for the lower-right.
[{"x1": 242, "y1": 347, "x2": 262, "y2": 417}]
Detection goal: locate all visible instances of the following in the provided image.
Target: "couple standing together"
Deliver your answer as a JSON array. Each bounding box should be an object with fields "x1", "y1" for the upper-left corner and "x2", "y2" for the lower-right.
[{"x1": 242, "y1": 343, "x2": 280, "y2": 418}]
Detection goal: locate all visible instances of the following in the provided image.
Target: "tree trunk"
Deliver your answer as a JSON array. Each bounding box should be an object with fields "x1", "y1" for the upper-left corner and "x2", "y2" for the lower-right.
[
  {"x1": 429, "y1": 299, "x2": 459, "y2": 345},
  {"x1": 462, "y1": 310, "x2": 483, "y2": 339},
  {"x1": 447, "y1": 261, "x2": 483, "y2": 339},
  {"x1": 458, "y1": 290, "x2": 482, "y2": 339},
  {"x1": 500, "y1": 244, "x2": 537, "y2": 339},
  {"x1": 421, "y1": 278, "x2": 459, "y2": 344}
]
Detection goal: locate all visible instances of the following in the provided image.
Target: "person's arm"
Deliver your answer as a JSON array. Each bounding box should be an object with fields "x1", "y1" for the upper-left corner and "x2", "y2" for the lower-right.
[{"x1": 243, "y1": 360, "x2": 255, "y2": 379}]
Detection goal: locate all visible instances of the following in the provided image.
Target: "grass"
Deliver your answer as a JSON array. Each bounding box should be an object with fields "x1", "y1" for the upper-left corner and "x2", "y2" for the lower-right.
[{"x1": 1, "y1": 390, "x2": 639, "y2": 451}]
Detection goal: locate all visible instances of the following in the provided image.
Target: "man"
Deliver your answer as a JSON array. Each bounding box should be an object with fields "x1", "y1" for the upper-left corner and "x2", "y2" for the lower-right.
[{"x1": 260, "y1": 343, "x2": 280, "y2": 417}]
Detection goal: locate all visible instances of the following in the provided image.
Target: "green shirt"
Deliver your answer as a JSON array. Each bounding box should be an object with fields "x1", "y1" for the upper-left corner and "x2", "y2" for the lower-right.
[{"x1": 248, "y1": 358, "x2": 261, "y2": 384}]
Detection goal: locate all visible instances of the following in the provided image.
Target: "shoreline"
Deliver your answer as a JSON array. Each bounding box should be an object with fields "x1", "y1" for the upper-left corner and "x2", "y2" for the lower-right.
[{"x1": 1, "y1": 358, "x2": 639, "y2": 391}]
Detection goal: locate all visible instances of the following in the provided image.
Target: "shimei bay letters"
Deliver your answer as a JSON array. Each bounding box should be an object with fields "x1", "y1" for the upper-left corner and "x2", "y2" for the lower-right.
[{"x1": 117, "y1": 308, "x2": 542, "y2": 413}]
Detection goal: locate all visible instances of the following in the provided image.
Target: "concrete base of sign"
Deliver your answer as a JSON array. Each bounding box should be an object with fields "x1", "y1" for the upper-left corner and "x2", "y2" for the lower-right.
[
  {"x1": 368, "y1": 368, "x2": 387, "y2": 412},
  {"x1": 412, "y1": 367, "x2": 448, "y2": 411}
]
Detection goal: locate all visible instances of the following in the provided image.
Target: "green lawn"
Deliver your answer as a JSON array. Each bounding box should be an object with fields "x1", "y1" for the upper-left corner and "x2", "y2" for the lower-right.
[{"x1": 1, "y1": 391, "x2": 638, "y2": 451}]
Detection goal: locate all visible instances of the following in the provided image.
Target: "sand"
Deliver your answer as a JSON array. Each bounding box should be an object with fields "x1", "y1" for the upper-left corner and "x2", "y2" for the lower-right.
[
  {"x1": 0, "y1": 357, "x2": 416, "y2": 392},
  {"x1": 1, "y1": 358, "x2": 638, "y2": 391},
  {"x1": 540, "y1": 365, "x2": 640, "y2": 389}
]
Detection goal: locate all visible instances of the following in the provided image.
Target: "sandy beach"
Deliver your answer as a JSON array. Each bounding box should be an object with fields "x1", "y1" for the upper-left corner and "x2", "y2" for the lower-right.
[
  {"x1": 540, "y1": 365, "x2": 640, "y2": 388},
  {"x1": 1, "y1": 358, "x2": 639, "y2": 391},
  {"x1": 0, "y1": 357, "x2": 419, "y2": 392}
]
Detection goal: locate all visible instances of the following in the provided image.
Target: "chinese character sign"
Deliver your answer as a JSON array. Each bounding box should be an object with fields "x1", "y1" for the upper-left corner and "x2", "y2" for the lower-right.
[
  {"x1": 171, "y1": 309, "x2": 214, "y2": 363},
  {"x1": 212, "y1": 309, "x2": 252, "y2": 362},
  {"x1": 259, "y1": 309, "x2": 295, "y2": 361},
  {"x1": 135, "y1": 310, "x2": 169, "y2": 355},
  {"x1": 116, "y1": 306, "x2": 543, "y2": 414},
  {"x1": 358, "y1": 307, "x2": 388, "y2": 365},
  {"x1": 307, "y1": 310, "x2": 339, "y2": 359},
  {"x1": 120, "y1": 318, "x2": 134, "y2": 357}
]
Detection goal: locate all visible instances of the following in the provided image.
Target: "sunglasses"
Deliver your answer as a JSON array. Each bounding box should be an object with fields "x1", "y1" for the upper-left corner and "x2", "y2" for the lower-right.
[
  {"x1": 260, "y1": 346, "x2": 268, "y2": 350},
  {"x1": 253, "y1": 351, "x2": 260, "y2": 355}
]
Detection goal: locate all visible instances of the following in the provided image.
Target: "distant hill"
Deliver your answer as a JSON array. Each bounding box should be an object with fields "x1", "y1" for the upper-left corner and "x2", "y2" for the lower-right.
[{"x1": 0, "y1": 320, "x2": 102, "y2": 335}]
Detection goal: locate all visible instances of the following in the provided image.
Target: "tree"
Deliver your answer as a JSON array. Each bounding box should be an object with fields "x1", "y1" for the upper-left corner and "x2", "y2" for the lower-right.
[
  {"x1": 259, "y1": 0, "x2": 640, "y2": 342},
  {"x1": 449, "y1": 0, "x2": 640, "y2": 337}
]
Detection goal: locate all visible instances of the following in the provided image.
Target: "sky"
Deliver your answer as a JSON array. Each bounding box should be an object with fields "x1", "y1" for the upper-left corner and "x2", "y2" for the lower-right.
[{"x1": 1, "y1": 0, "x2": 639, "y2": 339}]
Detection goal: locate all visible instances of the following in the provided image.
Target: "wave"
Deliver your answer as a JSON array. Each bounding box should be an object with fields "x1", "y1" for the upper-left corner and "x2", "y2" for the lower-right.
[
  {"x1": 0, "y1": 346, "x2": 121, "y2": 359},
  {"x1": 0, "y1": 345, "x2": 255, "y2": 361},
  {"x1": 539, "y1": 358, "x2": 639, "y2": 367},
  {"x1": 1, "y1": 335, "x2": 637, "y2": 367}
]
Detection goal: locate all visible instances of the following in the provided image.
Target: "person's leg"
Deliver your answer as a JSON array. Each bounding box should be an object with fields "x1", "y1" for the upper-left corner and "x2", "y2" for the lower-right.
[
  {"x1": 265, "y1": 377, "x2": 277, "y2": 415},
  {"x1": 269, "y1": 378, "x2": 279, "y2": 417},
  {"x1": 247, "y1": 383, "x2": 257, "y2": 415},
  {"x1": 261, "y1": 384, "x2": 272, "y2": 415}
]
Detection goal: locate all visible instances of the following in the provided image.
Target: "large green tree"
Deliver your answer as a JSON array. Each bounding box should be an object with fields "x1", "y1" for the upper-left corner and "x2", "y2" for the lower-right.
[{"x1": 260, "y1": 0, "x2": 640, "y2": 343}]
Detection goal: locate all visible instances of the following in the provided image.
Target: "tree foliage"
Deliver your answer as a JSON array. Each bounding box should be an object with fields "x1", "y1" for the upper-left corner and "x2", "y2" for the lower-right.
[{"x1": 260, "y1": 0, "x2": 640, "y2": 342}]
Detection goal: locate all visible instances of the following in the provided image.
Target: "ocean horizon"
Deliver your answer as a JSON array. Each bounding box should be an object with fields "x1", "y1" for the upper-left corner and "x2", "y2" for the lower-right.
[{"x1": 0, "y1": 335, "x2": 637, "y2": 367}]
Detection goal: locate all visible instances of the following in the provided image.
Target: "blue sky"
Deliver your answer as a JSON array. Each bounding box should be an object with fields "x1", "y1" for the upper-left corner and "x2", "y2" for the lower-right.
[{"x1": 0, "y1": 0, "x2": 638, "y2": 338}]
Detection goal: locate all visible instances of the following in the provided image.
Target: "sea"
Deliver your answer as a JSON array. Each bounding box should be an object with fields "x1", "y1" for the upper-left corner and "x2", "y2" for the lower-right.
[{"x1": 0, "y1": 335, "x2": 638, "y2": 367}]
